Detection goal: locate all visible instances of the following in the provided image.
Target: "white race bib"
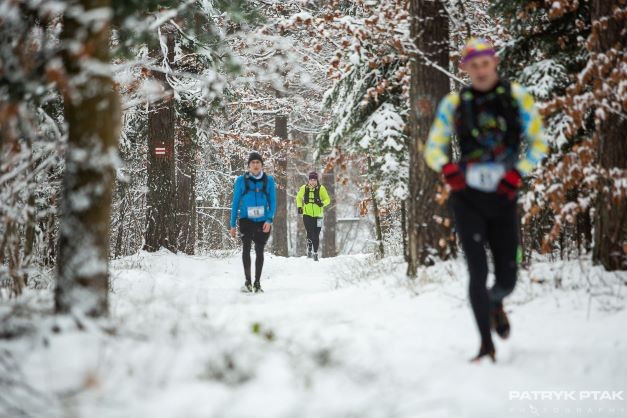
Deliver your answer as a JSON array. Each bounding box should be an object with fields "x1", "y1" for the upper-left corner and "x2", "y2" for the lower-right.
[
  {"x1": 466, "y1": 163, "x2": 506, "y2": 192},
  {"x1": 247, "y1": 206, "x2": 265, "y2": 218},
  {"x1": 317, "y1": 218, "x2": 324, "y2": 228}
]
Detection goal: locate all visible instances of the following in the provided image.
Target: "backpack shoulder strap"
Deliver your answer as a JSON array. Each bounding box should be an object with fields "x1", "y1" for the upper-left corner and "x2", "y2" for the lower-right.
[
  {"x1": 457, "y1": 85, "x2": 477, "y2": 138},
  {"x1": 242, "y1": 172, "x2": 252, "y2": 195},
  {"x1": 304, "y1": 184, "x2": 313, "y2": 204},
  {"x1": 496, "y1": 79, "x2": 522, "y2": 150},
  {"x1": 262, "y1": 173, "x2": 269, "y2": 198}
]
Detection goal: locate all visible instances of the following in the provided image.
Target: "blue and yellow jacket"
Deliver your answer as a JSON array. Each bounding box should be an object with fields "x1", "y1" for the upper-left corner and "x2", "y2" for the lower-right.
[
  {"x1": 230, "y1": 172, "x2": 277, "y2": 228},
  {"x1": 424, "y1": 81, "x2": 548, "y2": 176}
]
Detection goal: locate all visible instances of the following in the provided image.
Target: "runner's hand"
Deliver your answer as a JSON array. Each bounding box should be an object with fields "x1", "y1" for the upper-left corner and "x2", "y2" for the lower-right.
[
  {"x1": 442, "y1": 162, "x2": 466, "y2": 192},
  {"x1": 496, "y1": 169, "x2": 522, "y2": 200},
  {"x1": 298, "y1": 207, "x2": 303, "y2": 214},
  {"x1": 229, "y1": 227, "x2": 237, "y2": 238},
  {"x1": 262, "y1": 222, "x2": 272, "y2": 233}
]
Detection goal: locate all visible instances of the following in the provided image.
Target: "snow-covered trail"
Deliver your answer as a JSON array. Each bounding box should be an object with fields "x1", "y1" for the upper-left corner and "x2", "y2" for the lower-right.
[{"x1": 3, "y1": 251, "x2": 627, "y2": 418}]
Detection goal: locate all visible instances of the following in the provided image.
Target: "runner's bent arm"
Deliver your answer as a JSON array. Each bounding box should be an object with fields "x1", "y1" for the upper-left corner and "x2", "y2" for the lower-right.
[
  {"x1": 511, "y1": 83, "x2": 549, "y2": 176},
  {"x1": 320, "y1": 185, "x2": 331, "y2": 207},
  {"x1": 230, "y1": 176, "x2": 243, "y2": 228},
  {"x1": 296, "y1": 185, "x2": 305, "y2": 209},
  {"x1": 424, "y1": 93, "x2": 460, "y2": 172},
  {"x1": 266, "y1": 176, "x2": 277, "y2": 224}
]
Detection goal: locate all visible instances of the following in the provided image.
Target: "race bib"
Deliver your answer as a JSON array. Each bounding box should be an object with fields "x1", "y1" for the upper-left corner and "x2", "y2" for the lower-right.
[
  {"x1": 466, "y1": 162, "x2": 505, "y2": 192},
  {"x1": 316, "y1": 218, "x2": 324, "y2": 228},
  {"x1": 247, "y1": 206, "x2": 265, "y2": 218}
]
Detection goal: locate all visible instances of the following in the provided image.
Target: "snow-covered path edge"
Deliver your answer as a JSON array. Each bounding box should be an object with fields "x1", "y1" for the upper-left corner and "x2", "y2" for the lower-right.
[{"x1": 1, "y1": 251, "x2": 626, "y2": 418}]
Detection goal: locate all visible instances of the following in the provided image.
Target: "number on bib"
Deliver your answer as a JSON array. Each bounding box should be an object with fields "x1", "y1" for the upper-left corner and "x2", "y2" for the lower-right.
[
  {"x1": 247, "y1": 206, "x2": 265, "y2": 218},
  {"x1": 466, "y1": 163, "x2": 506, "y2": 192},
  {"x1": 316, "y1": 218, "x2": 323, "y2": 228}
]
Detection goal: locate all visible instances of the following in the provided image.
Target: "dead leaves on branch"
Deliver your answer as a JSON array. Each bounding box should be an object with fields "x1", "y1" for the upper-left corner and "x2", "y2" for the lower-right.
[{"x1": 527, "y1": 5, "x2": 627, "y2": 254}]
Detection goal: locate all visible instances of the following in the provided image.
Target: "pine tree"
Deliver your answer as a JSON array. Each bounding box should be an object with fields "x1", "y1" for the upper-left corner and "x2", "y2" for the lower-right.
[
  {"x1": 491, "y1": 0, "x2": 590, "y2": 146},
  {"x1": 493, "y1": 0, "x2": 626, "y2": 269},
  {"x1": 491, "y1": 0, "x2": 594, "y2": 259}
]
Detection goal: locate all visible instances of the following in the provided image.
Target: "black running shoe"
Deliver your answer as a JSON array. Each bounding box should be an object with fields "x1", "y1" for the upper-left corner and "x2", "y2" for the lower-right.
[
  {"x1": 491, "y1": 304, "x2": 510, "y2": 339},
  {"x1": 253, "y1": 281, "x2": 263, "y2": 293},
  {"x1": 242, "y1": 281, "x2": 253, "y2": 293},
  {"x1": 470, "y1": 341, "x2": 496, "y2": 363}
]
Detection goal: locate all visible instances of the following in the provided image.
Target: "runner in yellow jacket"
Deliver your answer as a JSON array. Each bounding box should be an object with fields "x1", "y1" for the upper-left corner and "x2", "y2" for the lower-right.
[{"x1": 296, "y1": 172, "x2": 331, "y2": 261}]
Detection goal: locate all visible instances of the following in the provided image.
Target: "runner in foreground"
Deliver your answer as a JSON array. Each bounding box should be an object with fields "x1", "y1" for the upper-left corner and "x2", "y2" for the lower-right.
[{"x1": 424, "y1": 38, "x2": 548, "y2": 362}]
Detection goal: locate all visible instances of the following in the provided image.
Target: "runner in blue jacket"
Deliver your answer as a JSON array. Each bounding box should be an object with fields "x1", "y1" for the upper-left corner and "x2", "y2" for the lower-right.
[{"x1": 229, "y1": 152, "x2": 277, "y2": 293}]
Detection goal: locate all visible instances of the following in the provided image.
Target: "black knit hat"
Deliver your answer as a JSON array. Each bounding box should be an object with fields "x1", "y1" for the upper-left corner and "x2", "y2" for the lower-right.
[{"x1": 247, "y1": 151, "x2": 263, "y2": 165}]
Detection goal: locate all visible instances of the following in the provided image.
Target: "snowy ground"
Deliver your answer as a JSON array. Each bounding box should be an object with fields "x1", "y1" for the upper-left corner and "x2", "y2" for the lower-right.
[{"x1": 1, "y1": 251, "x2": 626, "y2": 418}]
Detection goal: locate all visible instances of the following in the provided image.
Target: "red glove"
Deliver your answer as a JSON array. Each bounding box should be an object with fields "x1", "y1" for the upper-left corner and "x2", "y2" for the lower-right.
[
  {"x1": 496, "y1": 169, "x2": 522, "y2": 200},
  {"x1": 442, "y1": 162, "x2": 466, "y2": 192}
]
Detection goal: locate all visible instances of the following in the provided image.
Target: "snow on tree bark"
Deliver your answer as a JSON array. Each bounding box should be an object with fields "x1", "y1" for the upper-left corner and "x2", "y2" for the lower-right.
[
  {"x1": 144, "y1": 25, "x2": 177, "y2": 253},
  {"x1": 272, "y1": 112, "x2": 289, "y2": 257},
  {"x1": 406, "y1": 0, "x2": 453, "y2": 276},
  {"x1": 176, "y1": 118, "x2": 197, "y2": 255},
  {"x1": 322, "y1": 168, "x2": 337, "y2": 258},
  {"x1": 55, "y1": 0, "x2": 120, "y2": 317},
  {"x1": 591, "y1": 0, "x2": 627, "y2": 271}
]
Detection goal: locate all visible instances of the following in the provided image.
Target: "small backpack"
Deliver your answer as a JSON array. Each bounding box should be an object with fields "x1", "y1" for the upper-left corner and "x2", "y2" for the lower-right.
[
  {"x1": 242, "y1": 172, "x2": 269, "y2": 200},
  {"x1": 303, "y1": 183, "x2": 321, "y2": 204}
]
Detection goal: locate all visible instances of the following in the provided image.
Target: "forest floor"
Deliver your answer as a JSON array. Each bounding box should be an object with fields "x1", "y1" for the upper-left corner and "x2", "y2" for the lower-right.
[{"x1": 1, "y1": 250, "x2": 626, "y2": 418}]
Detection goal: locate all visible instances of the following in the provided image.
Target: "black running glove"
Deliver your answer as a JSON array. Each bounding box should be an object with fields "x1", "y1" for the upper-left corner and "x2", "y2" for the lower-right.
[{"x1": 298, "y1": 207, "x2": 303, "y2": 214}]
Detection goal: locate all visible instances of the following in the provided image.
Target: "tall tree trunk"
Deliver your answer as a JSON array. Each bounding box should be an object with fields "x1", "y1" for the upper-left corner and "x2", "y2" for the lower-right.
[
  {"x1": 321, "y1": 169, "x2": 337, "y2": 258},
  {"x1": 23, "y1": 193, "x2": 36, "y2": 266},
  {"x1": 175, "y1": 26, "x2": 202, "y2": 255},
  {"x1": 591, "y1": 0, "x2": 627, "y2": 271},
  {"x1": 23, "y1": 141, "x2": 37, "y2": 285},
  {"x1": 401, "y1": 200, "x2": 408, "y2": 262},
  {"x1": 113, "y1": 178, "x2": 127, "y2": 259},
  {"x1": 272, "y1": 113, "x2": 289, "y2": 257},
  {"x1": 144, "y1": 26, "x2": 177, "y2": 253},
  {"x1": 55, "y1": 0, "x2": 120, "y2": 316},
  {"x1": 176, "y1": 119, "x2": 197, "y2": 255},
  {"x1": 406, "y1": 0, "x2": 451, "y2": 276},
  {"x1": 372, "y1": 189, "x2": 385, "y2": 259},
  {"x1": 367, "y1": 157, "x2": 385, "y2": 258},
  {"x1": 44, "y1": 190, "x2": 57, "y2": 267}
]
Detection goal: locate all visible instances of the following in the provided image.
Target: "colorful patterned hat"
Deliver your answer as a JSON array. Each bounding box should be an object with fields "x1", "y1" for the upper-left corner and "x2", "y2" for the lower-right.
[{"x1": 461, "y1": 37, "x2": 496, "y2": 63}]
